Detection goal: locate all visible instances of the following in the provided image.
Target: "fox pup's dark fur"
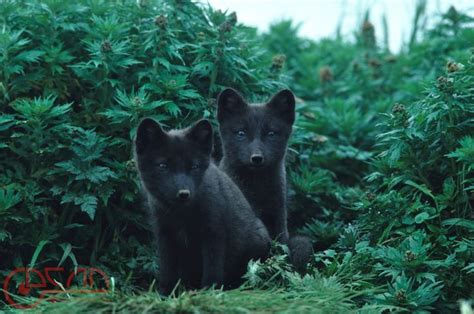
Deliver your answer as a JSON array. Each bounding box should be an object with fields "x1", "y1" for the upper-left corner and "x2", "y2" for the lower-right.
[
  {"x1": 217, "y1": 88, "x2": 312, "y2": 272},
  {"x1": 135, "y1": 118, "x2": 270, "y2": 295}
]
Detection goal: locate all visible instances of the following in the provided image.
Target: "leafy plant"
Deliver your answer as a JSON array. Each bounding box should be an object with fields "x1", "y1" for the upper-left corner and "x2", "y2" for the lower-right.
[
  {"x1": 1, "y1": 0, "x2": 473, "y2": 312},
  {"x1": 0, "y1": 0, "x2": 281, "y2": 293}
]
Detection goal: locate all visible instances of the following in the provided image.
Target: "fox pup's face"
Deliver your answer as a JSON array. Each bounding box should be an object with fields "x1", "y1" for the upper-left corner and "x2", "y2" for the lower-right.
[
  {"x1": 135, "y1": 119, "x2": 212, "y2": 206},
  {"x1": 217, "y1": 88, "x2": 295, "y2": 169}
]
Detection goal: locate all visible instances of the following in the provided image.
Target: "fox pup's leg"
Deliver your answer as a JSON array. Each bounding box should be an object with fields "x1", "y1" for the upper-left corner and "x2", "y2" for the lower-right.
[
  {"x1": 157, "y1": 231, "x2": 179, "y2": 295},
  {"x1": 254, "y1": 220, "x2": 271, "y2": 260},
  {"x1": 274, "y1": 211, "x2": 290, "y2": 244},
  {"x1": 263, "y1": 205, "x2": 289, "y2": 243},
  {"x1": 200, "y1": 234, "x2": 225, "y2": 288}
]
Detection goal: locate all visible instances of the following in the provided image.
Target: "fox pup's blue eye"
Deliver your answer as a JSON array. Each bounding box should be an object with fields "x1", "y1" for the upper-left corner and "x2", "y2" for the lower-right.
[
  {"x1": 268, "y1": 131, "x2": 276, "y2": 136},
  {"x1": 158, "y1": 163, "x2": 167, "y2": 169},
  {"x1": 236, "y1": 130, "x2": 246, "y2": 137}
]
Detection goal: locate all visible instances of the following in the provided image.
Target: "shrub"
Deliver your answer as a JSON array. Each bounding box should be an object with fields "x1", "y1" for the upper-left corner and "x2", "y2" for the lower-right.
[
  {"x1": 0, "y1": 0, "x2": 281, "y2": 290},
  {"x1": 1, "y1": 0, "x2": 473, "y2": 311}
]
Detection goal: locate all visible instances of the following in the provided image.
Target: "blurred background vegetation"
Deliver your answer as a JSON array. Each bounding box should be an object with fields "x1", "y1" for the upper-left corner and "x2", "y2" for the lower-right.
[{"x1": 0, "y1": 0, "x2": 473, "y2": 312}]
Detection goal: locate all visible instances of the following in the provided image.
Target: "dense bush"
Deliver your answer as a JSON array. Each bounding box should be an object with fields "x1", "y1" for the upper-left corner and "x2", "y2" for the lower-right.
[
  {"x1": 0, "y1": 0, "x2": 282, "y2": 292},
  {"x1": 1, "y1": 0, "x2": 473, "y2": 312},
  {"x1": 264, "y1": 6, "x2": 474, "y2": 312}
]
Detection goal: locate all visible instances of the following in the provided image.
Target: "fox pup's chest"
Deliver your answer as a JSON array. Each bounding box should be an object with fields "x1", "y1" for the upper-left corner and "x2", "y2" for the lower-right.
[
  {"x1": 176, "y1": 226, "x2": 202, "y2": 249},
  {"x1": 249, "y1": 192, "x2": 282, "y2": 214}
]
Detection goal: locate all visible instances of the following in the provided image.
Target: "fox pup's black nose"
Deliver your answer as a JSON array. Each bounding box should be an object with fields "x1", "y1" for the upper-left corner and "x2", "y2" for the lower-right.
[
  {"x1": 250, "y1": 154, "x2": 264, "y2": 165},
  {"x1": 177, "y1": 189, "x2": 191, "y2": 200}
]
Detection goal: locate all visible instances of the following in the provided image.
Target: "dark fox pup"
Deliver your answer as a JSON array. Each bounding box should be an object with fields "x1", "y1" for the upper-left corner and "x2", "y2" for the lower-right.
[
  {"x1": 134, "y1": 118, "x2": 270, "y2": 295},
  {"x1": 217, "y1": 88, "x2": 312, "y2": 272}
]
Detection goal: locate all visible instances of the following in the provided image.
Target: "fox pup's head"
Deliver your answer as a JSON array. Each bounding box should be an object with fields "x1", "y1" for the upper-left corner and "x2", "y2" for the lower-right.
[
  {"x1": 217, "y1": 88, "x2": 295, "y2": 169},
  {"x1": 134, "y1": 118, "x2": 212, "y2": 206}
]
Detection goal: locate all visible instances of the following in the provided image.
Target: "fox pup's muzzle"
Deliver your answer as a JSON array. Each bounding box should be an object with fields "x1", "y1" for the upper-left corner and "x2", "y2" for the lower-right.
[
  {"x1": 177, "y1": 189, "x2": 191, "y2": 200},
  {"x1": 250, "y1": 154, "x2": 264, "y2": 165}
]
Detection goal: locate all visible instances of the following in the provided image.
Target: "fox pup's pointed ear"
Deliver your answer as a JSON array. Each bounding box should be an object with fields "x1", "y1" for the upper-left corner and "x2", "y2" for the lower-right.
[
  {"x1": 187, "y1": 119, "x2": 213, "y2": 155},
  {"x1": 266, "y1": 89, "x2": 296, "y2": 125},
  {"x1": 135, "y1": 118, "x2": 167, "y2": 155},
  {"x1": 217, "y1": 88, "x2": 247, "y2": 122}
]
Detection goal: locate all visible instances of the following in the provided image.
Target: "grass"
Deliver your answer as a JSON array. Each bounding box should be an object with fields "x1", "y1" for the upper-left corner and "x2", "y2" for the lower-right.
[
  {"x1": 1, "y1": 0, "x2": 473, "y2": 312},
  {"x1": 5, "y1": 286, "x2": 383, "y2": 313},
  {"x1": 2, "y1": 270, "x2": 403, "y2": 313}
]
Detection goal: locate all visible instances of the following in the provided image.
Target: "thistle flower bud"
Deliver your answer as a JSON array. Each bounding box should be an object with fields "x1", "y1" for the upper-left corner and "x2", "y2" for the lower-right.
[
  {"x1": 352, "y1": 61, "x2": 360, "y2": 72},
  {"x1": 392, "y1": 103, "x2": 406, "y2": 114},
  {"x1": 437, "y1": 76, "x2": 448, "y2": 84},
  {"x1": 228, "y1": 12, "x2": 238, "y2": 26},
  {"x1": 404, "y1": 250, "x2": 416, "y2": 261},
  {"x1": 126, "y1": 159, "x2": 136, "y2": 171},
  {"x1": 155, "y1": 15, "x2": 167, "y2": 29},
  {"x1": 101, "y1": 40, "x2": 112, "y2": 53},
  {"x1": 446, "y1": 6, "x2": 460, "y2": 24},
  {"x1": 446, "y1": 61, "x2": 464, "y2": 73},
  {"x1": 219, "y1": 21, "x2": 232, "y2": 33},
  {"x1": 366, "y1": 192, "x2": 376, "y2": 201},
  {"x1": 368, "y1": 58, "x2": 381, "y2": 68},
  {"x1": 362, "y1": 20, "x2": 374, "y2": 32},
  {"x1": 395, "y1": 289, "x2": 407, "y2": 303},
  {"x1": 384, "y1": 55, "x2": 397, "y2": 63},
  {"x1": 436, "y1": 76, "x2": 454, "y2": 92},
  {"x1": 197, "y1": 32, "x2": 206, "y2": 40},
  {"x1": 361, "y1": 20, "x2": 376, "y2": 48},
  {"x1": 133, "y1": 97, "x2": 142, "y2": 107},
  {"x1": 392, "y1": 103, "x2": 408, "y2": 127},
  {"x1": 271, "y1": 54, "x2": 286, "y2": 71},
  {"x1": 319, "y1": 66, "x2": 333, "y2": 83}
]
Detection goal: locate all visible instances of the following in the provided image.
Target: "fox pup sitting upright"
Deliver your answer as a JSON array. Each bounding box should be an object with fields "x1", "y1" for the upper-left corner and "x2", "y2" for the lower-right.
[
  {"x1": 217, "y1": 88, "x2": 312, "y2": 272},
  {"x1": 134, "y1": 118, "x2": 270, "y2": 295}
]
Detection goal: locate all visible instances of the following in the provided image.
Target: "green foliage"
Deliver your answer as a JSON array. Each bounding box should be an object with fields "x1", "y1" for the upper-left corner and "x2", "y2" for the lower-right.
[
  {"x1": 280, "y1": 6, "x2": 474, "y2": 312},
  {"x1": 375, "y1": 274, "x2": 443, "y2": 312},
  {"x1": 244, "y1": 242, "x2": 295, "y2": 289},
  {"x1": 1, "y1": 0, "x2": 473, "y2": 312},
  {"x1": 0, "y1": 0, "x2": 280, "y2": 293}
]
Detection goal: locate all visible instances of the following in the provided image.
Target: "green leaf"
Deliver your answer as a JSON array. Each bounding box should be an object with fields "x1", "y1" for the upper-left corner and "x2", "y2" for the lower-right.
[
  {"x1": 58, "y1": 243, "x2": 72, "y2": 267},
  {"x1": 165, "y1": 102, "x2": 181, "y2": 117},
  {"x1": 414, "y1": 212, "x2": 430, "y2": 224},
  {"x1": 463, "y1": 263, "x2": 474, "y2": 274},
  {"x1": 0, "y1": 185, "x2": 21, "y2": 211},
  {"x1": 402, "y1": 215, "x2": 415, "y2": 225},
  {"x1": 14, "y1": 50, "x2": 45, "y2": 63},
  {"x1": 75, "y1": 195, "x2": 98, "y2": 220},
  {"x1": 405, "y1": 180, "x2": 438, "y2": 208},
  {"x1": 0, "y1": 230, "x2": 12, "y2": 242},
  {"x1": 0, "y1": 114, "x2": 16, "y2": 131},
  {"x1": 29, "y1": 240, "x2": 50, "y2": 268},
  {"x1": 447, "y1": 136, "x2": 474, "y2": 169},
  {"x1": 58, "y1": 243, "x2": 78, "y2": 268},
  {"x1": 442, "y1": 218, "x2": 474, "y2": 231},
  {"x1": 178, "y1": 89, "x2": 201, "y2": 99},
  {"x1": 76, "y1": 166, "x2": 116, "y2": 183},
  {"x1": 154, "y1": 57, "x2": 171, "y2": 70},
  {"x1": 193, "y1": 61, "x2": 214, "y2": 77}
]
